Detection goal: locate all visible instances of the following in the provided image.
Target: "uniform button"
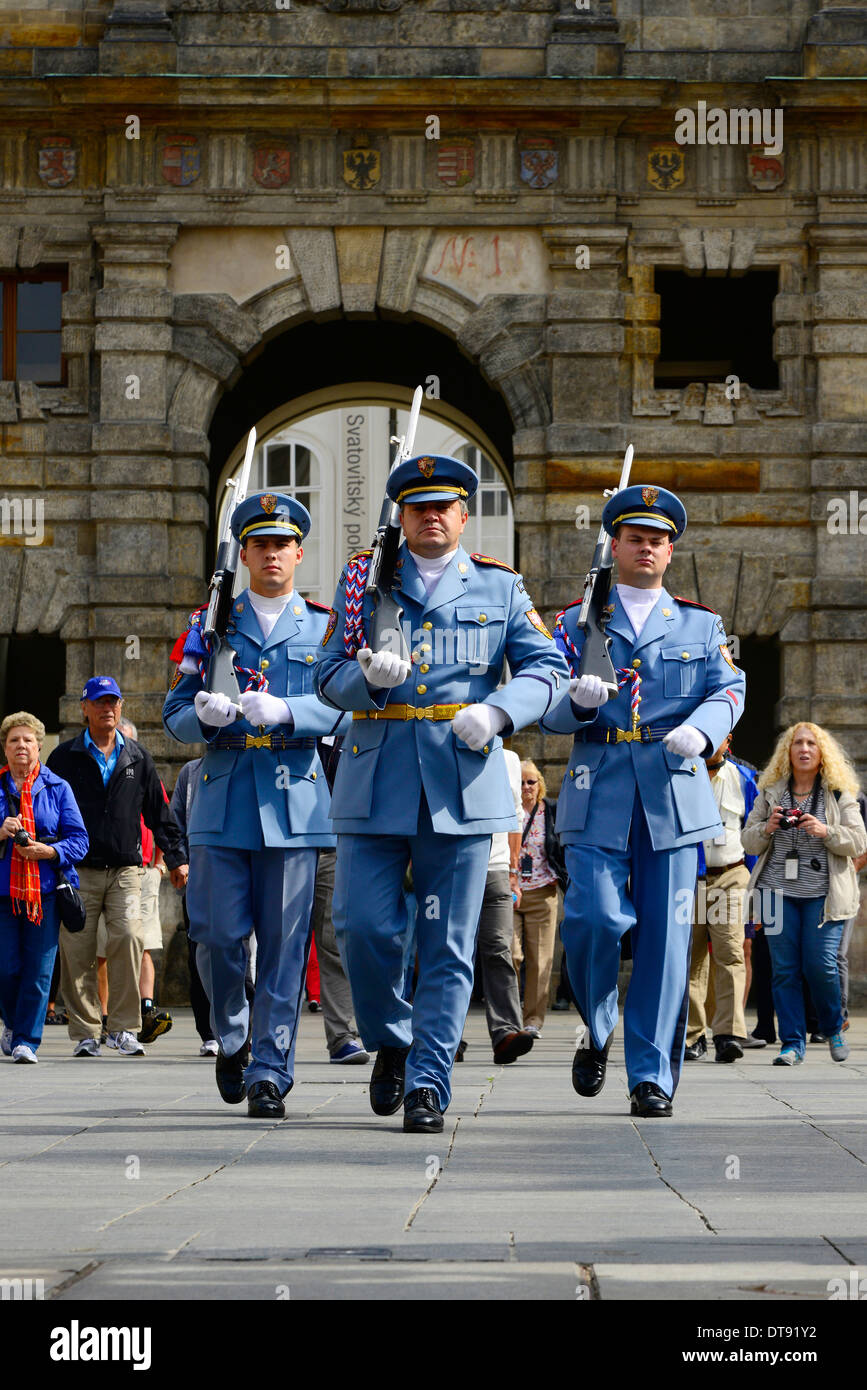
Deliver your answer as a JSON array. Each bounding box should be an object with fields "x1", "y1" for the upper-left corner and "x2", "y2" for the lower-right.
[
  {"x1": 312, "y1": 771, "x2": 317, "y2": 780},
  {"x1": 419, "y1": 643, "x2": 431, "y2": 653},
  {"x1": 203, "y1": 773, "x2": 209, "y2": 782},
  {"x1": 682, "y1": 651, "x2": 690, "y2": 660},
  {"x1": 691, "y1": 764, "x2": 697, "y2": 773},
  {"x1": 260, "y1": 659, "x2": 270, "y2": 670},
  {"x1": 483, "y1": 745, "x2": 489, "y2": 754},
  {"x1": 662, "y1": 607, "x2": 671, "y2": 617},
  {"x1": 352, "y1": 745, "x2": 358, "y2": 754},
  {"x1": 419, "y1": 663, "x2": 429, "y2": 673},
  {"x1": 632, "y1": 659, "x2": 641, "y2": 669},
  {"x1": 569, "y1": 770, "x2": 574, "y2": 779},
  {"x1": 293, "y1": 605, "x2": 302, "y2": 615},
  {"x1": 479, "y1": 614, "x2": 487, "y2": 624},
  {"x1": 422, "y1": 621, "x2": 433, "y2": 630},
  {"x1": 417, "y1": 684, "x2": 427, "y2": 694},
  {"x1": 306, "y1": 654, "x2": 313, "y2": 664}
]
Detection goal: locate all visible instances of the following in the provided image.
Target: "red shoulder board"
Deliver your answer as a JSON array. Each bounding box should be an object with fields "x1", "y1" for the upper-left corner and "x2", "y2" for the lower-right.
[
  {"x1": 674, "y1": 595, "x2": 715, "y2": 614},
  {"x1": 470, "y1": 553, "x2": 518, "y2": 575},
  {"x1": 305, "y1": 597, "x2": 330, "y2": 613}
]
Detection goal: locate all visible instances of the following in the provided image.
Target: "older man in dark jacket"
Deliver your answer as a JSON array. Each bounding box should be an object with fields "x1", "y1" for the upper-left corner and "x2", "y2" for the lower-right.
[{"x1": 47, "y1": 677, "x2": 187, "y2": 1057}]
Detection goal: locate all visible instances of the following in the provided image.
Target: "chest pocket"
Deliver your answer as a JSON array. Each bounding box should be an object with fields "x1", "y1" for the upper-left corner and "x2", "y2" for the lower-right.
[
  {"x1": 661, "y1": 643, "x2": 706, "y2": 699},
  {"x1": 454, "y1": 604, "x2": 506, "y2": 670},
  {"x1": 286, "y1": 646, "x2": 318, "y2": 694}
]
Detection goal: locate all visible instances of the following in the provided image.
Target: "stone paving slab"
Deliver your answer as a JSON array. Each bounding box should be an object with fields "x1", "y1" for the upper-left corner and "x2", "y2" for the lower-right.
[{"x1": 0, "y1": 1008, "x2": 864, "y2": 1301}]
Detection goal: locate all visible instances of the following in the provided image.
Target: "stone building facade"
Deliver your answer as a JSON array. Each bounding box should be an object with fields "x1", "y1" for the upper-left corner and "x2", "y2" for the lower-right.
[{"x1": 1, "y1": 6, "x2": 865, "y2": 838}]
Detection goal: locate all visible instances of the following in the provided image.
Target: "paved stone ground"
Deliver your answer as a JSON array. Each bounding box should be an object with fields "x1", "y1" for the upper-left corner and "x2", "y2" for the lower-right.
[{"x1": 1, "y1": 1008, "x2": 864, "y2": 1302}]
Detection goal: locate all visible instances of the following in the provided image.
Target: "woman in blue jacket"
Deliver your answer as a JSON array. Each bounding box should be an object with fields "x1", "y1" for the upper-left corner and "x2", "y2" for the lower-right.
[{"x1": 0, "y1": 712, "x2": 89, "y2": 1062}]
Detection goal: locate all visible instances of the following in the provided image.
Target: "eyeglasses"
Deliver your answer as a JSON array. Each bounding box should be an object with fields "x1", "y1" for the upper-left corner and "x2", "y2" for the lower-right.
[{"x1": 521, "y1": 779, "x2": 538, "y2": 786}]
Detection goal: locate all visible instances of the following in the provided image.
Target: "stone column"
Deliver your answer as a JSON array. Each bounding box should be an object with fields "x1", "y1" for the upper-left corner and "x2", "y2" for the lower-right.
[
  {"x1": 807, "y1": 224, "x2": 867, "y2": 783},
  {"x1": 83, "y1": 223, "x2": 206, "y2": 776},
  {"x1": 99, "y1": 0, "x2": 177, "y2": 75}
]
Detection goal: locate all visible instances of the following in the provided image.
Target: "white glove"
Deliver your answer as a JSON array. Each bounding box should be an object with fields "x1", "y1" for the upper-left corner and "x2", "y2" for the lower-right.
[
  {"x1": 569, "y1": 674, "x2": 609, "y2": 708},
  {"x1": 357, "y1": 647, "x2": 411, "y2": 689},
  {"x1": 239, "y1": 690, "x2": 292, "y2": 726},
  {"x1": 452, "y1": 704, "x2": 508, "y2": 751},
  {"x1": 663, "y1": 724, "x2": 707, "y2": 758},
  {"x1": 193, "y1": 690, "x2": 237, "y2": 728}
]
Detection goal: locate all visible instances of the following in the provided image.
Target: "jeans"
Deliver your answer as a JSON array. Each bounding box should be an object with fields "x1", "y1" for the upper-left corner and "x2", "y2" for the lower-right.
[
  {"x1": 0, "y1": 893, "x2": 60, "y2": 1051},
  {"x1": 764, "y1": 895, "x2": 844, "y2": 1056}
]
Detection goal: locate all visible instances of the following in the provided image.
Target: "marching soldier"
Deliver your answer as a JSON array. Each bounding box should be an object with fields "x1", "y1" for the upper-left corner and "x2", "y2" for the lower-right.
[
  {"x1": 316, "y1": 455, "x2": 569, "y2": 1133},
  {"x1": 541, "y1": 485, "x2": 746, "y2": 1117},
  {"x1": 163, "y1": 492, "x2": 348, "y2": 1119}
]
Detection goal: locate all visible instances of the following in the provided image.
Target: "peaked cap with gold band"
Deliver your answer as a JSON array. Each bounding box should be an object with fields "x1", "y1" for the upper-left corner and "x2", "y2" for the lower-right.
[
  {"x1": 601, "y1": 483, "x2": 687, "y2": 541},
  {"x1": 231, "y1": 490, "x2": 312, "y2": 545},
  {"x1": 386, "y1": 453, "x2": 479, "y2": 508}
]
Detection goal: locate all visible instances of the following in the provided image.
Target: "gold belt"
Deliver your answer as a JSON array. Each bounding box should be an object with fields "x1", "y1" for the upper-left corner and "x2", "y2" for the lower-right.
[{"x1": 353, "y1": 703, "x2": 469, "y2": 722}]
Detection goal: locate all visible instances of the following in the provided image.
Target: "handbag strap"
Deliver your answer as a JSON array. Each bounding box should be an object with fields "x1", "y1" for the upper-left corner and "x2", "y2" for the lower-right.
[{"x1": 521, "y1": 801, "x2": 540, "y2": 845}]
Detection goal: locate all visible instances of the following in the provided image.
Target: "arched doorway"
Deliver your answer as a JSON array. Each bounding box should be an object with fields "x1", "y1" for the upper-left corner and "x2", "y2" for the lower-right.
[{"x1": 215, "y1": 386, "x2": 514, "y2": 603}]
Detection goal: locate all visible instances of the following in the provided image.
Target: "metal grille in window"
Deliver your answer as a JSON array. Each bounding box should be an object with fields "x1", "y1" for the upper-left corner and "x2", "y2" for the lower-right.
[{"x1": 263, "y1": 440, "x2": 322, "y2": 598}]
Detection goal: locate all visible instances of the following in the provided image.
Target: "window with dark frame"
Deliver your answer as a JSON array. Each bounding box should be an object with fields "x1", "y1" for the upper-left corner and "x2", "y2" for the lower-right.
[
  {"x1": 0, "y1": 268, "x2": 67, "y2": 385},
  {"x1": 653, "y1": 269, "x2": 779, "y2": 392}
]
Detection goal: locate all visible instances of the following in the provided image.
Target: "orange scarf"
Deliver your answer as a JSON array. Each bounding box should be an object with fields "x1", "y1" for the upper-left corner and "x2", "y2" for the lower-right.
[{"x1": 1, "y1": 763, "x2": 42, "y2": 924}]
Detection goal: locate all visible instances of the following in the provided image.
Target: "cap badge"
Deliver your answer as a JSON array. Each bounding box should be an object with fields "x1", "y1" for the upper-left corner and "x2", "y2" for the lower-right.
[
  {"x1": 260, "y1": 494, "x2": 277, "y2": 514},
  {"x1": 417, "y1": 457, "x2": 435, "y2": 479},
  {"x1": 642, "y1": 487, "x2": 659, "y2": 507}
]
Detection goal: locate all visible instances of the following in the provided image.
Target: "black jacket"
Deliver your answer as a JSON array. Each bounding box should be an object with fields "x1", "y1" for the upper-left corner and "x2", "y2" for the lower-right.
[{"x1": 46, "y1": 732, "x2": 186, "y2": 871}]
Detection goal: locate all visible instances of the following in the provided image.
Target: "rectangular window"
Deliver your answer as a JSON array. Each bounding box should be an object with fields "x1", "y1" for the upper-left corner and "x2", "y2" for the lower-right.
[
  {"x1": 654, "y1": 269, "x2": 779, "y2": 391},
  {"x1": 0, "y1": 270, "x2": 66, "y2": 384}
]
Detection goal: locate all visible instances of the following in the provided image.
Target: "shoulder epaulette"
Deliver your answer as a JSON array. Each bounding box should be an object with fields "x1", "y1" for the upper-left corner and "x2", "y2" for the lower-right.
[
  {"x1": 674, "y1": 595, "x2": 716, "y2": 614},
  {"x1": 304, "y1": 597, "x2": 330, "y2": 613},
  {"x1": 470, "y1": 553, "x2": 518, "y2": 575},
  {"x1": 349, "y1": 549, "x2": 372, "y2": 562}
]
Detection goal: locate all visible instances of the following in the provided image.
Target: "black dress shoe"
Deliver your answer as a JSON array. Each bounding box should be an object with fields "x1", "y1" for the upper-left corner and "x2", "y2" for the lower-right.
[
  {"x1": 247, "y1": 1080, "x2": 285, "y2": 1119},
  {"x1": 571, "y1": 1035, "x2": 611, "y2": 1096},
  {"x1": 215, "y1": 1043, "x2": 250, "y2": 1105},
  {"x1": 713, "y1": 1035, "x2": 744, "y2": 1063},
  {"x1": 684, "y1": 1035, "x2": 708, "y2": 1061},
  {"x1": 403, "y1": 1087, "x2": 443, "y2": 1133},
  {"x1": 630, "y1": 1082, "x2": 672, "y2": 1117},
  {"x1": 369, "y1": 1045, "x2": 410, "y2": 1116},
  {"x1": 493, "y1": 1030, "x2": 535, "y2": 1065},
  {"x1": 454, "y1": 1039, "x2": 467, "y2": 1063}
]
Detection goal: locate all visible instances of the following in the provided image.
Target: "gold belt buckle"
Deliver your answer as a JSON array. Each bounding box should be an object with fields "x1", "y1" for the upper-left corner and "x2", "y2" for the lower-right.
[
  {"x1": 415, "y1": 706, "x2": 428, "y2": 720},
  {"x1": 245, "y1": 733, "x2": 271, "y2": 750},
  {"x1": 615, "y1": 728, "x2": 635, "y2": 743}
]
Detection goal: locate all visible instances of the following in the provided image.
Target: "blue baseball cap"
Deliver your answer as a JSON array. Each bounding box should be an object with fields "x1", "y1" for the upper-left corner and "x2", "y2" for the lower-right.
[
  {"x1": 602, "y1": 484, "x2": 687, "y2": 541},
  {"x1": 231, "y1": 491, "x2": 311, "y2": 545},
  {"x1": 81, "y1": 676, "x2": 123, "y2": 702},
  {"x1": 387, "y1": 454, "x2": 479, "y2": 508}
]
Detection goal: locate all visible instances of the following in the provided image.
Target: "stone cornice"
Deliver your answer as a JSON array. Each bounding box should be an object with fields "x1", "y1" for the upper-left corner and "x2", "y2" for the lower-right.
[{"x1": 1, "y1": 74, "x2": 867, "y2": 120}]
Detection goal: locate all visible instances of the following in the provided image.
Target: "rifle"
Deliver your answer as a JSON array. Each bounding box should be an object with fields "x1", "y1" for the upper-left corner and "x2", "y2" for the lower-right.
[
  {"x1": 575, "y1": 443, "x2": 634, "y2": 700},
  {"x1": 364, "y1": 386, "x2": 423, "y2": 660},
  {"x1": 202, "y1": 426, "x2": 257, "y2": 714}
]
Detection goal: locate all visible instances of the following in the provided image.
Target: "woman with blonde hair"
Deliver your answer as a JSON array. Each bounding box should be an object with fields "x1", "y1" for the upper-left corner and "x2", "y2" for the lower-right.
[
  {"x1": 512, "y1": 759, "x2": 567, "y2": 1037},
  {"x1": 0, "y1": 712, "x2": 88, "y2": 1063},
  {"x1": 742, "y1": 722, "x2": 865, "y2": 1066}
]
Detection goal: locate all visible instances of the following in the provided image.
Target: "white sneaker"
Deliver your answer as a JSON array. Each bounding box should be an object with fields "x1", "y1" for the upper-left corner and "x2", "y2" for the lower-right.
[
  {"x1": 12, "y1": 1044, "x2": 37, "y2": 1064},
  {"x1": 199, "y1": 1039, "x2": 219, "y2": 1056},
  {"x1": 1, "y1": 1026, "x2": 12, "y2": 1057},
  {"x1": 107, "y1": 1030, "x2": 146, "y2": 1055},
  {"x1": 73, "y1": 1037, "x2": 101, "y2": 1058}
]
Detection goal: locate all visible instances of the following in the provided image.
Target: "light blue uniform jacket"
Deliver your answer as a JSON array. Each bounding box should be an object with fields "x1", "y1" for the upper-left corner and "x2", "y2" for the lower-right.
[
  {"x1": 315, "y1": 543, "x2": 571, "y2": 836},
  {"x1": 541, "y1": 588, "x2": 746, "y2": 852},
  {"x1": 163, "y1": 590, "x2": 349, "y2": 849}
]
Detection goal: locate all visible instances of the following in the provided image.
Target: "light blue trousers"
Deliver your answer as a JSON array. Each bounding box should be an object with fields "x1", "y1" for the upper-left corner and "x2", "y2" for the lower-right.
[
  {"x1": 333, "y1": 797, "x2": 490, "y2": 1112},
  {"x1": 187, "y1": 845, "x2": 317, "y2": 1095},
  {"x1": 562, "y1": 801, "x2": 697, "y2": 1098}
]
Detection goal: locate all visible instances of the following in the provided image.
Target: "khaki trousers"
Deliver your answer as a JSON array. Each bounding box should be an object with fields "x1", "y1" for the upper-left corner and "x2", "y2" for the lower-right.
[
  {"x1": 687, "y1": 863, "x2": 749, "y2": 1043},
  {"x1": 60, "y1": 866, "x2": 145, "y2": 1039},
  {"x1": 512, "y1": 881, "x2": 559, "y2": 1030}
]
